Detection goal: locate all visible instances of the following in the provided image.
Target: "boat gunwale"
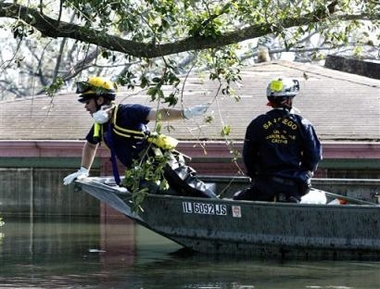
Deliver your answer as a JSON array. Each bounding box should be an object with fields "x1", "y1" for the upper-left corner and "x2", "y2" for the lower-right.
[{"x1": 76, "y1": 177, "x2": 380, "y2": 211}]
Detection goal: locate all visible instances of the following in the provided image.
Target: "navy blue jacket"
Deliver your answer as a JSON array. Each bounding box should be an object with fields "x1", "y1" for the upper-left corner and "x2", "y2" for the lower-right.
[{"x1": 243, "y1": 108, "x2": 322, "y2": 182}]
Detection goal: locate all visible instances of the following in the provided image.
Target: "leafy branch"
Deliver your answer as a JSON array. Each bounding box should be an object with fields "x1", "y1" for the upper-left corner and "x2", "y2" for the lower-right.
[
  {"x1": 1, "y1": 2, "x2": 377, "y2": 58},
  {"x1": 123, "y1": 145, "x2": 170, "y2": 212}
]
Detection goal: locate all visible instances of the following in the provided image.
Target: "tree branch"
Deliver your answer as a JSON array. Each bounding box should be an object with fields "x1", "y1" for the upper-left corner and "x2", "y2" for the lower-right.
[{"x1": 0, "y1": 2, "x2": 378, "y2": 59}]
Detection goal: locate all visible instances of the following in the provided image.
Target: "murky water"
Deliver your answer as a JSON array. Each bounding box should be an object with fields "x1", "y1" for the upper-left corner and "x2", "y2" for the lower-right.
[{"x1": 0, "y1": 216, "x2": 380, "y2": 289}]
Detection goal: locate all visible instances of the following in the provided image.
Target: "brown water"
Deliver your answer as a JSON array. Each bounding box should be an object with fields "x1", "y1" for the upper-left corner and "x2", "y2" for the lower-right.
[{"x1": 0, "y1": 216, "x2": 379, "y2": 289}]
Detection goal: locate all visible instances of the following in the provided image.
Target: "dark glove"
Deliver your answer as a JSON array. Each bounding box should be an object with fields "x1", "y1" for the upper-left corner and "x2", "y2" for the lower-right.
[
  {"x1": 298, "y1": 170, "x2": 313, "y2": 196},
  {"x1": 246, "y1": 170, "x2": 258, "y2": 181}
]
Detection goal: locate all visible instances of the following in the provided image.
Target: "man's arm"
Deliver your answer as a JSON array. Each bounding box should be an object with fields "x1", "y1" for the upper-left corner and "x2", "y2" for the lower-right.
[
  {"x1": 63, "y1": 140, "x2": 99, "y2": 185},
  {"x1": 300, "y1": 123, "x2": 322, "y2": 172},
  {"x1": 147, "y1": 104, "x2": 210, "y2": 121},
  {"x1": 80, "y1": 141, "x2": 99, "y2": 170},
  {"x1": 147, "y1": 108, "x2": 183, "y2": 121}
]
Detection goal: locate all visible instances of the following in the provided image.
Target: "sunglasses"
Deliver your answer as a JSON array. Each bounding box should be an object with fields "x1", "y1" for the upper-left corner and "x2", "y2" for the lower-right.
[{"x1": 76, "y1": 81, "x2": 116, "y2": 96}]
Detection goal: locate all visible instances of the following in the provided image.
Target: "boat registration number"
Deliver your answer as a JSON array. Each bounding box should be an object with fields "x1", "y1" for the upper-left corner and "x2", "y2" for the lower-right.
[{"x1": 182, "y1": 201, "x2": 227, "y2": 216}]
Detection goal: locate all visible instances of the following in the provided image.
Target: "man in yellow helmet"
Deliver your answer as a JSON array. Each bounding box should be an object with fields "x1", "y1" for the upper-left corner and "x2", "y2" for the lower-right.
[
  {"x1": 63, "y1": 76, "x2": 210, "y2": 188},
  {"x1": 233, "y1": 77, "x2": 322, "y2": 203}
]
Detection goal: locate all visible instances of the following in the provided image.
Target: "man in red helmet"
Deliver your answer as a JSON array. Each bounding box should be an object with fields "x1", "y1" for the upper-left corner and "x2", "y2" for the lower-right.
[
  {"x1": 63, "y1": 76, "x2": 210, "y2": 194},
  {"x1": 233, "y1": 77, "x2": 322, "y2": 203}
]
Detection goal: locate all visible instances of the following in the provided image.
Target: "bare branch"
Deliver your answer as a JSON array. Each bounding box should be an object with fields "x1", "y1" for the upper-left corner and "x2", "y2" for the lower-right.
[{"x1": 60, "y1": 47, "x2": 101, "y2": 81}]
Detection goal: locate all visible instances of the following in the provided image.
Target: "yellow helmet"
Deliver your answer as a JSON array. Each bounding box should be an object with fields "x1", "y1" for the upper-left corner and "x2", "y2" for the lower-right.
[{"x1": 76, "y1": 76, "x2": 118, "y2": 102}]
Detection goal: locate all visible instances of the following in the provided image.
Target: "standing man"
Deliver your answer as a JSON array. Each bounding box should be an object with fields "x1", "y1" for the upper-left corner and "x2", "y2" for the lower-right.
[
  {"x1": 63, "y1": 76, "x2": 209, "y2": 186},
  {"x1": 234, "y1": 77, "x2": 322, "y2": 203}
]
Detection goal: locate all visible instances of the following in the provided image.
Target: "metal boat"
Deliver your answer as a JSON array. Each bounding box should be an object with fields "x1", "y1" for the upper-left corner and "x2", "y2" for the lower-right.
[{"x1": 75, "y1": 176, "x2": 380, "y2": 260}]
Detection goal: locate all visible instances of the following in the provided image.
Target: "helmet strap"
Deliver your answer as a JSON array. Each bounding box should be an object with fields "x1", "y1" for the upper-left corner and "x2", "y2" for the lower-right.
[
  {"x1": 82, "y1": 94, "x2": 114, "y2": 111},
  {"x1": 282, "y1": 98, "x2": 293, "y2": 109},
  {"x1": 94, "y1": 96, "x2": 104, "y2": 111}
]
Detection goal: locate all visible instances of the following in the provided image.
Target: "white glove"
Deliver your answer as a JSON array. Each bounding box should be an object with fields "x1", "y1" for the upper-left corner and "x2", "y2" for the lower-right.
[
  {"x1": 183, "y1": 104, "x2": 209, "y2": 119},
  {"x1": 63, "y1": 167, "x2": 89, "y2": 185}
]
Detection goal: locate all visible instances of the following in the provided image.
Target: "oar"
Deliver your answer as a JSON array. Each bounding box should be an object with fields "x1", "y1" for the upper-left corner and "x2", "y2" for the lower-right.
[{"x1": 310, "y1": 188, "x2": 377, "y2": 205}]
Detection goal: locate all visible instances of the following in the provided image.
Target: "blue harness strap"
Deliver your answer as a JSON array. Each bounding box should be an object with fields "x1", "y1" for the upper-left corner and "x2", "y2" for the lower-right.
[{"x1": 105, "y1": 122, "x2": 121, "y2": 185}]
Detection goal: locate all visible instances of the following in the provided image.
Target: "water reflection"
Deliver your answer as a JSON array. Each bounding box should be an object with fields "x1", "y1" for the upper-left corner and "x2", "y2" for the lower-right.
[{"x1": 0, "y1": 216, "x2": 379, "y2": 289}]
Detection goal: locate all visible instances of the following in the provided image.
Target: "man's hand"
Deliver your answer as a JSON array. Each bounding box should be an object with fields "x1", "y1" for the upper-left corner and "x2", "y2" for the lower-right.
[
  {"x1": 183, "y1": 104, "x2": 210, "y2": 119},
  {"x1": 63, "y1": 167, "x2": 89, "y2": 185}
]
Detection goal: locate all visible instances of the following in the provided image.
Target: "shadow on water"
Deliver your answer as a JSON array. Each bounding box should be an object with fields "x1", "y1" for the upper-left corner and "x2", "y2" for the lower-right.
[{"x1": 0, "y1": 216, "x2": 380, "y2": 289}]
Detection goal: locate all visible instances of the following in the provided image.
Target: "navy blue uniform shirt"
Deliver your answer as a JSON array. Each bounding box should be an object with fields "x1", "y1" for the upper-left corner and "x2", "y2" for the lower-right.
[
  {"x1": 86, "y1": 104, "x2": 151, "y2": 167},
  {"x1": 243, "y1": 108, "x2": 322, "y2": 181}
]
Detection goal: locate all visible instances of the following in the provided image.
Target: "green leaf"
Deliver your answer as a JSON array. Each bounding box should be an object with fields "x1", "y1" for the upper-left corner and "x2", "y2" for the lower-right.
[
  {"x1": 221, "y1": 125, "x2": 231, "y2": 137},
  {"x1": 45, "y1": 77, "x2": 64, "y2": 98}
]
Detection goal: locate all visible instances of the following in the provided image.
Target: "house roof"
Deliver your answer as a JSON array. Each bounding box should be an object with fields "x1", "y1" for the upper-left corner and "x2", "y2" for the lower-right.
[{"x1": 1, "y1": 61, "x2": 379, "y2": 142}]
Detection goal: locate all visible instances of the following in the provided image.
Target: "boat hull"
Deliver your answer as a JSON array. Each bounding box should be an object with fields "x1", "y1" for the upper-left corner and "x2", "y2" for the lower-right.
[{"x1": 76, "y1": 177, "x2": 380, "y2": 260}]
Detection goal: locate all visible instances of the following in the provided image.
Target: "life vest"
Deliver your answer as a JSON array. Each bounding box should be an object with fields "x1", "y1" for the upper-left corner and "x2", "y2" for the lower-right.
[
  {"x1": 93, "y1": 105, "x2": 178, "y2": 149},
  {"x1": 111, "y1": 104, "x2": 147, "y2": 139}
]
